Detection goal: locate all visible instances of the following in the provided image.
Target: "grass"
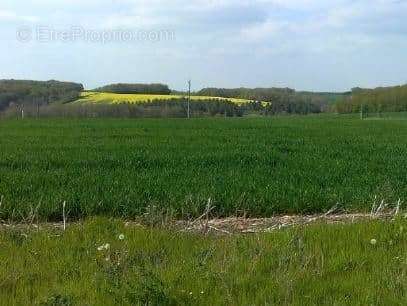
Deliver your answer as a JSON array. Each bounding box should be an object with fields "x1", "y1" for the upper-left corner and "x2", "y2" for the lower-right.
[
  {"x1": 1, "y1": 217, "x2": 406, "y2": 305},
  {"x1": 1, "y1": 115, "x2": 406, "y2": 304},
  {"x1": 363, "y1": 112, "x2": 407, "y2": 120},
  {"x1": 1, "y1": 116, "x2": 407, "y2": 220},
  {"x1": 74, "y1": 92, "x2": 256, "y2": 106}
]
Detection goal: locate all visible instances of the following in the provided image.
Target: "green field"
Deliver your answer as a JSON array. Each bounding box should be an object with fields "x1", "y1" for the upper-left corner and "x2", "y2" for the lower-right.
[
  {"x1": 0, "y1": 116, "x2": 407, "y2": 221},
  {"x1": 74, "y1": 92, "x2": 257, "y2": 105},
  {"x1": 1, "y1": 218, "x2": 406, "y2": 305}
]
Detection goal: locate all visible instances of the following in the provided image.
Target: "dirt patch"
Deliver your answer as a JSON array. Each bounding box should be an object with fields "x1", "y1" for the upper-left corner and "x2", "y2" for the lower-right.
[
  {"x1": 0, "y1": 210, "x2": 403, "y2": 234},
  {"x1": 174, "y1": 212, "x2": 400, "y2": 235}
]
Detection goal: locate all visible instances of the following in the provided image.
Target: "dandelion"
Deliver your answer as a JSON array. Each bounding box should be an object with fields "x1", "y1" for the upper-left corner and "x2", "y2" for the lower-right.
[
  {"x1": 118, "y1": 234, "x2": 125, "y2": 240},
  {"x1": 370, "y1": 239, "x2": 377, "y2": 245},
  {"x1": 97, "y1": 243, "x2": 111, "y2": 251},
  {"x1": 200, "y1": 291, "x2": 204, "y2": 294},
  {"x1": 189, "y1": 292, "x2": 193, "y2": 295}
]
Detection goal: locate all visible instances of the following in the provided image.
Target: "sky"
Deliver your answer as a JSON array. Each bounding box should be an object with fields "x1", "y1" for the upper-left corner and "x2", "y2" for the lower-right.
[{"x1": 0, "y1": 0, "x2": 406, "y2": 92}]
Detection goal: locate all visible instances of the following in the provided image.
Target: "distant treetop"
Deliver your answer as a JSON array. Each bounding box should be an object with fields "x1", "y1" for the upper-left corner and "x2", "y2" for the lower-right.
[
  {"x1": 94, "y1": 83, "x2": 171, "y2": 95},
  {"x1": 336, "y1": 84, "x2": 407, "y2": 113},
  {"x1": 0, "y1": 79, "x2": 84, "y2": 111}
]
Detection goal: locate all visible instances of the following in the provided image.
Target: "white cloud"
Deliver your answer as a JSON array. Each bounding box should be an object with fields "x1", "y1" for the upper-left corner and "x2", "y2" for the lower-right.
[
  {"x1": 239, "y1": 0, "x2": 407, "y2": 44},
  {"x1": 0, "y1": 9, "x2": 38, "y2": 22},
  {"x1": 104, "y1": 14, "x2": 166, "y2": 29},
  {"x1": 1, "y1": 0, "x2": 407, "y2": 91}
]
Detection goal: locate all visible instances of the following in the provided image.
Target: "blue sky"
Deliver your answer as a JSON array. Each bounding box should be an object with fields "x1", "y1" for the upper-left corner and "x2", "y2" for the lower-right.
[{"x1": 0, "y1": 0, "x2": 406, "y2": 91}]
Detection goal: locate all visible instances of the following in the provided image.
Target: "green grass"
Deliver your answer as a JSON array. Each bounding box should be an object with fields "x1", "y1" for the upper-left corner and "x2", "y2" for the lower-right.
[
  {"x1": 1, "y1": 218, "x2": 406, "y2": 305},
  {"x1": 74, "y1": 92, "x2": 256, "y2": 105},
  {"x1": 1, "y1": 116, "x2": 407, "y2": 220},
  {"x1": 363, "y1": 112, "x2": 407, "y2": 120}
]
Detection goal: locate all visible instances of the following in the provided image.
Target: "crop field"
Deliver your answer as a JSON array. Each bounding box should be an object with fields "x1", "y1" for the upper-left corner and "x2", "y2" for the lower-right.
[
  {"x1": 1, "y1": 218, "x2": 407, "y2": 305},
  {"x1": 74, "y1": 92, "x2": 256, "y2": 105},
  {"x1": 0, "y1": 115, "x2": 407, "y2": 221}
]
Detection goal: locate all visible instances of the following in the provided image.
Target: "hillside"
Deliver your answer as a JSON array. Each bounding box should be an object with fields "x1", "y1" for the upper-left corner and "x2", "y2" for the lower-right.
[
  {"x1": 0, "y1": 79, "x2": 84, "y2": 111},
  {"x1": 73, "y1": 91, "x2": 257, "y2": 105}
]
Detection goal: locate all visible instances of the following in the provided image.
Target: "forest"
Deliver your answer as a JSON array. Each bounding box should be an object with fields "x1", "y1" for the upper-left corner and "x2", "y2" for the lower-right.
[
  {"x1": 335, "y1": 84, "x2": 407, "y2": 114},
  {"x1": 1, "y1": 80, "x2": 407, "y2": 117},
  {"x1": 93, "y1": 83, "x2": 171, "y2": 95},
  {"x1": 3, "y1": 98, "x2": 256, "y2": 118},
  {"x1": 196, "y1": 87, "x2": 348, "y2": 113},
  {"x1": 0, "y1": 79, "x2": 83, "y2": 111}
]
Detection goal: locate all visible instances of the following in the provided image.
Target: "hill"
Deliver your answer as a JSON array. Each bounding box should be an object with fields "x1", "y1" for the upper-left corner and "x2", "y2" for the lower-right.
[
  {"x1": 93, "y1": 83, "x2": 171, "y2": 95},
  {"x1": 0, "y1": 79, "x2": 83, "y2": 111},
  {"x1": 74, "y1": 91, "x2": 257, "y2": 105}
]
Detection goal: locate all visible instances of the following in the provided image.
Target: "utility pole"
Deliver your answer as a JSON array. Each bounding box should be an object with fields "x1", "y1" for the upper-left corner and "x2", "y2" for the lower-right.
[{"x1": 187, "y1": 80, "x2": 191, "y2": 119}]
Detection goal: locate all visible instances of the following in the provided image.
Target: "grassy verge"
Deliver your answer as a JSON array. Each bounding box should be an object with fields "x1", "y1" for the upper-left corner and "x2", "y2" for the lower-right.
[{"x1": 1, "y1": 218, "x2": 406, "y2": 305}]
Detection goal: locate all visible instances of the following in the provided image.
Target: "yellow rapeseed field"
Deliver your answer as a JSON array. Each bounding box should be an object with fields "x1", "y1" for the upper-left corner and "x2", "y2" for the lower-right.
[{"x1": 74, "y1": 92, "x2": 257, "y2": 105}]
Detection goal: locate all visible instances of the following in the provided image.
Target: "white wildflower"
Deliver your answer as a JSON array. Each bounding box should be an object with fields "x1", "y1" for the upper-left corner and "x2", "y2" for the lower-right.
[
  {"x1": 370, "y1": 239, "x2": 377, "y2": 245},
  {"x1": 118, "y1": 234, "x2": 125, "y2": 240},
  {"x1": 97, "y1": 243, "x2": 111, "y2": 251}
]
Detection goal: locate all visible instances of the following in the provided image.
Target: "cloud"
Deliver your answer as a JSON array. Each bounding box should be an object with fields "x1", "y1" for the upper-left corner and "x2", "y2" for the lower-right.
[
  {"x1": 0, "y1": 9, "x2": 38, "y2": 23},
  {"x1": 1, "y1": 0, "x2": 407, "y2": 91},
  {"x1": 239, "y1": 0, "x2": 407, "y2": 44}
]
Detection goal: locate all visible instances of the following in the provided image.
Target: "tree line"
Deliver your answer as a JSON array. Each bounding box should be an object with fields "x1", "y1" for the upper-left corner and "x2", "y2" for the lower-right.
[
  {"x1": 0, "y1": 79, "x2": 83, "y2": 112},
  {"x1": 195, "y1": 87, "x2": 347, "y2": 114},
  {"x1": 335, "y1": 85, "x2": 407, "y2": 114},
  {"x1": 3, "y1": 98, "x2": 276, "y2": 119},
  {"x1": 8, "y1": 79, "x2": 395, "y2": 118},
  {"x1": 93, "y1": 83, "x2": 171, "y2": 95}
]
